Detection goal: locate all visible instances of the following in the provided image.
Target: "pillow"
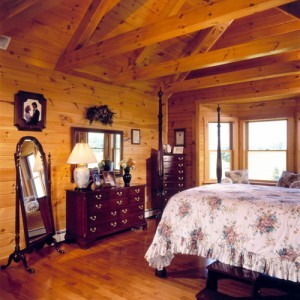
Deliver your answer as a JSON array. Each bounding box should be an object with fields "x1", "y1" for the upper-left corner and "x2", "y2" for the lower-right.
[
  {"x1": 221, "y1": 177, "x2": 233, "y2": 184},
  {"x1": 225, "y1": 169, "x2": 250, "y2": 184},
  {"x1": 289, "y1": 180, "x2": 300, "y2": 189},
  {"x1": 276, "y1": 171, "x2": 300, "y2": 188}
]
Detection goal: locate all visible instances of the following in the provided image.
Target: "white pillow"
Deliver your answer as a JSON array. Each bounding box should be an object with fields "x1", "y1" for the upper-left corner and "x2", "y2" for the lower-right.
[{"x1": 225, "y1": 170, "x2": 250, "y2": 184}]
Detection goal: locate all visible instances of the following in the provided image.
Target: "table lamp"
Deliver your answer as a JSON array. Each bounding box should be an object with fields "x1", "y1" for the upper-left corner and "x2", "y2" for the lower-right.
[{"x1": 67, "y1": 143, "x2": 98, "y2": 189}]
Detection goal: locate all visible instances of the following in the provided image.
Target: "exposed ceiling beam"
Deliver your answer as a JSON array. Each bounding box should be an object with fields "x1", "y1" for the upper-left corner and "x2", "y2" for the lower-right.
[
  {"x1": 0, "y1": 0, "x2": 64, "y2": 34},
  {"x1": 173, "y1": 74, "x2": 300, "y2": 104},
  {"x1": 168, "y1": 60, "x2": 300, "y2": 93},
  {"x1": 115, "y1": 30, "x2": 300, "y2": 83},
  {"x1": 56, "y1": 0, "x2": 296, "y2": 71}
]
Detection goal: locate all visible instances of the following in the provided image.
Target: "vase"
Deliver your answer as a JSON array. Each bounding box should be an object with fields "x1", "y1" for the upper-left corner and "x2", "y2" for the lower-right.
[{"x1": 123, "y1": 167, "x2": 132, "y2": 187}]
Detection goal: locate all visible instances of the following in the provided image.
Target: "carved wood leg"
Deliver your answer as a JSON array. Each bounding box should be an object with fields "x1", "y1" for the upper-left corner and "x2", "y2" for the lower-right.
[
  {"x1": 206, "y1": 268, "x2": 218, "y2": 291},
  {"x1": 155, "y1": 267, "x2": 167, "y2": 278},
  {"x1": 1, "y1": 245, "x2": 35, "y2": 273}
]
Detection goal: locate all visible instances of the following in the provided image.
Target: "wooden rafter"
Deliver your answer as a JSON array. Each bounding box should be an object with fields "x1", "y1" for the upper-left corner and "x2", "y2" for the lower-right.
[
  {"x1": 56, "y1": 0, "x2": 296, "y2": 71},
  {"x1": 0, "y1": 0, "x2": 64, "y2": 34},
  {"x1": 115, "y1": 30, "x2": 300, "y2": 83}
]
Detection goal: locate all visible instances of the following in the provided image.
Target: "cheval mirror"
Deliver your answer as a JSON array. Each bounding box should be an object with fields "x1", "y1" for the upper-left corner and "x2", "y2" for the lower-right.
[{"x1": 1, "y1": 136, "x2": 64, "y2": 273}]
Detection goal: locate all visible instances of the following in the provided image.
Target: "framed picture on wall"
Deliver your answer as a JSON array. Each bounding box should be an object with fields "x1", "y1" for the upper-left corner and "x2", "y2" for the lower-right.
[
  {"x1": 174, "y1": 128, "x2": 186, "y2": 146},
  {"x1": 14, "y1": 90, "x2": 47, "y2": 131},
  {"x1": 131, "y1": 129, "x2": 140, "y2": 144}
]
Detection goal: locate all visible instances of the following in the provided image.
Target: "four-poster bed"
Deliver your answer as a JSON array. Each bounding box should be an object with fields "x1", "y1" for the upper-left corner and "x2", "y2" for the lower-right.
[{"x1": 145, "y1": 91, "x2": 300, "y2": 298}]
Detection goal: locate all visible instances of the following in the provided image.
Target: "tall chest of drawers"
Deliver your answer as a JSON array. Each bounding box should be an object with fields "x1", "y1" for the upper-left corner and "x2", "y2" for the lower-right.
[
  {"x1": 162, "y1": 154, "x2": 186, "y2": 201},
  {"x1": 65, "y1": 184, "x2": 147, "y2": 249},
  {"x1": 151, "y1": 153, "x2": 186, "y2": 210}
]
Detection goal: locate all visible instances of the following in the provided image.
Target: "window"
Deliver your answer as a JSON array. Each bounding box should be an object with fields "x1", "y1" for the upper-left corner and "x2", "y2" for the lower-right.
[
  {"x1": 208, "y1": 122, "x2": 232, "y2": 180},
  {"x1": 87, "y1": 132, "x2": 121, "y2": 170},
  {"x1": 247, "y1": 120, "x2": 287, "y2": 181}
]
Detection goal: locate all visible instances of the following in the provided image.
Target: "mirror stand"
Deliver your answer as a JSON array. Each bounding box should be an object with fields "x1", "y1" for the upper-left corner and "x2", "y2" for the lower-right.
[{"x1": 1, "y1": 142, "x2": 64, "y2": 273}]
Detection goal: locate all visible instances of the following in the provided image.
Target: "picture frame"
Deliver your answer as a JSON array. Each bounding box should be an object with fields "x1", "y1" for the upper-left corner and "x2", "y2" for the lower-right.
[
  {"x1": 14, "y1": 90, "x2": 47, "y2": 131},
  {"x1": 173, "y1": 146, "x2": 184, "y2": 154},
  {"x1": 131, "y1": 129, "x2": 140, "y2": 144},
  {"x1": 91, "y1": 169, "x2": 102, "y2": 189},
  {"x1": 174, "y1": 128, "x2": 186, "y2": 146},
  {"x1": 102, "y1": 171, "x2": 116, "y2": 187}
]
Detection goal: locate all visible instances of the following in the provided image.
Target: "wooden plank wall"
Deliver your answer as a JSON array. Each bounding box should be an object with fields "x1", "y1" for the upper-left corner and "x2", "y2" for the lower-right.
[
  {"x1": 168, "y1": 97, "x2": 300, "y2": 187},
  {"x1": 0, "y1": 55, "x2": 159, "y2": 260}
]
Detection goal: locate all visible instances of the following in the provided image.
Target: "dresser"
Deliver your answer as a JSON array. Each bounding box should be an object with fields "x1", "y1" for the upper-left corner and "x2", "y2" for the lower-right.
[
  {"x1": 65, "y1": 184, "x2": 147, "y2": 249},
  {"x1": 151, "y1": 152, "x2": 186, "y2": 211}
]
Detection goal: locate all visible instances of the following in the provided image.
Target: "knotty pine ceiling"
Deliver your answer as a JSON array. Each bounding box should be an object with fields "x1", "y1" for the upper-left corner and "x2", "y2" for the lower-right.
[{"x1": 1, "y1": 0, "x2": 300, "y2": 103}]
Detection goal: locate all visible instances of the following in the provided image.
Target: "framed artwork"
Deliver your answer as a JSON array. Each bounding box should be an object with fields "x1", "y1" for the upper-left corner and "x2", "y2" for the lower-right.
[
  {"x1": 91, "y1": 169, "x2": 102, "y2": 189},
  {"x1": 102, "y1": 171, "x2": 116, "y2": 187},
  {"x1": 173, "y1": 146, "x2": 184, "y2": 154},
  {"x1": 14, "y1": 90, "x2": 47, "y2": 131},
  {"x1": 131, "y1": 129, "x2": 140, "y2": 144},
  {"x1": 174, "y1": 128, "x2": 185, "y2": 146}
]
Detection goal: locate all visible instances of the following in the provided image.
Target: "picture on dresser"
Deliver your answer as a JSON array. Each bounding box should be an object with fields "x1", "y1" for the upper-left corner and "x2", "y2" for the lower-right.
[
  {"x1": 102, "y1": 171, "x2": 116, "y2": 187},
  {"x1": 91, "y1": 169, "x2": 102, "y2": 188},
  {"x1": 173, "y1": 146, "x2": 184, "y2": 154}
]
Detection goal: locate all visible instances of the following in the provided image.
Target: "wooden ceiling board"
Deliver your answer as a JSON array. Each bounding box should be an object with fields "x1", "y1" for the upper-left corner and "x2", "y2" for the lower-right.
[{"x1": 1, "y1": 0, "x2": 299, "y2": 103}]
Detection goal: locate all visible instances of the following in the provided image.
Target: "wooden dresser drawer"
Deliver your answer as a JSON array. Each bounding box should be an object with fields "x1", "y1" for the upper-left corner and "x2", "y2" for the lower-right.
[{"x1": 65, "y1": 185, "x2": 147, "y2": 249}]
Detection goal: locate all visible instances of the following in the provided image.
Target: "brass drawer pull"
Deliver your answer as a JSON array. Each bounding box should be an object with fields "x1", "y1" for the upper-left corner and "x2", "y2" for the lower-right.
[
  {"x1": 178, "y1": 163, "x2": 183, "y2": 167},
  {"x1": 111, "y1": 222, "x2": 117, "y2": 227},
  {"x1": 117, "y1": 200, "x2": 122, "y2": 205},
  {"x1": 117, "y1": 191, "x2": 123, "y2": 196},
  {"x1": 122, "y1": 209, "x2": 128, "y2": 214},
  {"x1": 90, "y1": 215, "x2": 97, "y2": 221},
  {"x1": 95, "y1": 194, "x2": 102, "y2": 200},
  {"x1": 138, "y1": 215, "x2": 144, "y2": 219},
  {"x1": 134, "y1": 188, "x2": 140, "y2": 193},
  {"x1": 111, "y1": 211, "x2": 117, "y2": 216},
  {"x1": 178, "y1": 170, "x2": 183, "y2": 174},
  {"x1": 122, "y1": 219, "x2": 128, "y2": 224},
  {"x1": 134, "y1": 197, "x2": 140, "y2": 201},
  {"x1": 178, "y1": 177, "x2": 184, "y2": 180},
  {"x1": 178, "y1": 183, "x2": 183, "y2": 187},
  {"x1": 95, "y1": 204, "x2": 102, "y2": 209},
  {"x1": 164, "y1": 183, "x2": 168, "y2": 187},
  {"x1": 178, "y1": 157, "x2": 184, "y2": 160},
  {"x1": 90, "y1": 227, "x2": 96, "y2": 232},
  {"x1": 138, "y1": 205, "x2": 144, "y2": 209}
]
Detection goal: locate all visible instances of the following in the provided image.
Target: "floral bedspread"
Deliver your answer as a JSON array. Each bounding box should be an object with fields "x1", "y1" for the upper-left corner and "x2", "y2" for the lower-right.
[{"x1": 145, "y1": 184, "x2": 300, "y2": 282}]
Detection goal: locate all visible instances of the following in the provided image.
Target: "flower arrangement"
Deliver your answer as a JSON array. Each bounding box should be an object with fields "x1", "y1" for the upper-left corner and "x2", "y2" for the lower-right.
[
  {"x1": 120, "y1": 158, "x2": 136, "y2": 171},
  {"x1": 98, "y1": 159, "x2": 113, "y2": 171},
  {"x1": 86, "y1": 105, "x2": 115, "y2": 126}
]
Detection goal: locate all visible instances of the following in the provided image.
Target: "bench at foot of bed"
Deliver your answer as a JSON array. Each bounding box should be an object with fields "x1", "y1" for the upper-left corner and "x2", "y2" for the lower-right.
[{"x1": 196, "y1": 260, "x2": 300, "y2": 299}]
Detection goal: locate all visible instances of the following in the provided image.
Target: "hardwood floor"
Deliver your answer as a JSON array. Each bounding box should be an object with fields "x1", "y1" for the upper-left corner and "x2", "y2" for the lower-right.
[{"x1": 0, "y1": 219, "x2": 291, "y2": 299}]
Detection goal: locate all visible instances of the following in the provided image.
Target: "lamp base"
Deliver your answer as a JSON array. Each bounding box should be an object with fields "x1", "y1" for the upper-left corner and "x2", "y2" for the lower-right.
[{"x1": 74, "y1": 164, "x2": 90, "y2": 189}]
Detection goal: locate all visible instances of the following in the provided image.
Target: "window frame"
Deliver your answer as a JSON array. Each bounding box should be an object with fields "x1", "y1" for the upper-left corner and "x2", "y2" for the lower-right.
[{"x1": 242, "y1": 117, "x2": 294, "y2": 184}]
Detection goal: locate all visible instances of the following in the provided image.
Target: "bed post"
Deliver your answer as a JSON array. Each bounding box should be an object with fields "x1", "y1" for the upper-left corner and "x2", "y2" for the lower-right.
[
  {"x1": 156, "y1": 88, "x2": 165, "y2": 215},
  {"x1": 216, "y1": 105, "x2": 222, "y2": 183}
]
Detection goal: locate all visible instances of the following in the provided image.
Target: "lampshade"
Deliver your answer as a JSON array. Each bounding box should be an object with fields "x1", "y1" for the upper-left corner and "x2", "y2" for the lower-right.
[{"x1": 67, "y1": 143, "x2": 98, "y2": 189}]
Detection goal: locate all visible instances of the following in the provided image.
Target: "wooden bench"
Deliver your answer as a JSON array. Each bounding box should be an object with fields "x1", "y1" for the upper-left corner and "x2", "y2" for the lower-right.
[{"x1": 196, "y1": 261, "x2": 300, "y2": 299}]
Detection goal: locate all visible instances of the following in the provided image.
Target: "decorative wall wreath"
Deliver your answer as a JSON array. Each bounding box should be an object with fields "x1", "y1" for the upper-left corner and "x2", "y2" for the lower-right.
[{"x1": 86, "y1": 105, "x2": 115, "y2": 126}]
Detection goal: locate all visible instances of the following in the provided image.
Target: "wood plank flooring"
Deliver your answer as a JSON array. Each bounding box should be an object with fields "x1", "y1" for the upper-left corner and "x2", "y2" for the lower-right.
[{"x1": 0, "y1": 218, "x2": 290, "y2": 299}]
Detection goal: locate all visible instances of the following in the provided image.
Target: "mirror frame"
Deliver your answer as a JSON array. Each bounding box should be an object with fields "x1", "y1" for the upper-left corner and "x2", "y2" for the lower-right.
[
  {"x1": 16, "y1": 136, "x2": 56, "y2": 251},
  {"x1": 70, "y1": 127, "x2": 124, "y2": 182}
]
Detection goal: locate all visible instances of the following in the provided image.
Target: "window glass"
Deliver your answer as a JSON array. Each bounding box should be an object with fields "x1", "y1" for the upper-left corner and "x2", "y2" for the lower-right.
[
  {"x1": 87, "y1": 132, "x2": 104, "y2": 168},
  {"x1": 247, "y1": 120, "x2": 287, "y2": 180},
  {"x1": 208, "y1": 122, "x2": 231, "y2": 179}
]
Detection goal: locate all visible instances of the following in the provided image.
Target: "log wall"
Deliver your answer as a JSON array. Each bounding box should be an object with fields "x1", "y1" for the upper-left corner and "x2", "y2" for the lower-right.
[{"x1": 0, "y1": 56, "x2": 159, "y2": 259}]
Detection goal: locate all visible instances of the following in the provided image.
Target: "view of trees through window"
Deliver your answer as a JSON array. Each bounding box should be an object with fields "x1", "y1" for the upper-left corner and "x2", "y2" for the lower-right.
[
  {"x1": 208, "y1": 122, "x2": 231, "y2": 180},
  {"x1": 247, "y1": 120, "x2": 287, "y2": 180}
]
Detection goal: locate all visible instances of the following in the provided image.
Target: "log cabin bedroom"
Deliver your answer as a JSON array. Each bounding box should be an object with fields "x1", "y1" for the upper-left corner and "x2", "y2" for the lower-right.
[{"x1": 0, "y1": 0, "x2": 299, "y2": 299}]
